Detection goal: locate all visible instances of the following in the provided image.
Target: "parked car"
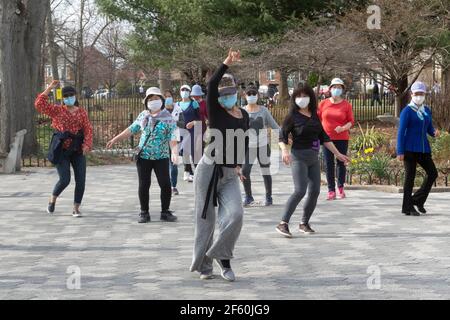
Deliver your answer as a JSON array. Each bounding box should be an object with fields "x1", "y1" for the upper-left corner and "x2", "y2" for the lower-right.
[{"x1": 93, "y1": 89, "x2": 117, "y2": 99}]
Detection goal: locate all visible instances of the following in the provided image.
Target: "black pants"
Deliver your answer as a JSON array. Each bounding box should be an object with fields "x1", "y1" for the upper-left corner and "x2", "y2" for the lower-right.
[
  {"x1": 242, "y1": 145, "x2": 272, "y2": 198},
  {"x1": 324, "y1": 140, "x2": 348, "y2": 192},
  {"x1": 136, "y1": 157, "x2": 171, "y2": 213},
  {"x1": 402, "y1": 152, "x2": 438, "y2": 212}
]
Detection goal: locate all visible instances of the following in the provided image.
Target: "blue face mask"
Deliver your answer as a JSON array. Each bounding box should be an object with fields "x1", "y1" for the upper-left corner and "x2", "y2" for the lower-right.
[
  {"x1": 63, "y1": 96, "x2": 76, "y2": 106},
  {"x1": 165, "y1": 97, "x2": 174, "y2": 106},
  {"x1": 218, "y1": 94, "x2": 238, "y2": 110},
  {"x1": 331, "y1": 88, "x2": 343, "y2": 98}
]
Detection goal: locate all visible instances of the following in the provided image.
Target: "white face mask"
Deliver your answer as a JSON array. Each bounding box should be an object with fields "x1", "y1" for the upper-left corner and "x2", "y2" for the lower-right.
[
  {"x1": 295, "y1": 97, "x2": 310, "y2": 109},
  {"x1": 412, "y1": 95, "x2": 425, "y2": 106},
  {"x1": 147, "y1": 99, "x2": 162, "y2": 112}
]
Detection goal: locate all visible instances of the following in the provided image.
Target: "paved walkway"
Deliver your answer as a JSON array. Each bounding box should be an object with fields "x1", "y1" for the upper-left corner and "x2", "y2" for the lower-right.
[{"x1": 0, "y1": 162, "x2": 449, "y2": 300}]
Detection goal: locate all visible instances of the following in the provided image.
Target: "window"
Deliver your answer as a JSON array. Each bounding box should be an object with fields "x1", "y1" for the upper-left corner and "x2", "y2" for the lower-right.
[
  {"x1": 46, "y1": 66, "x2": 52, "y2": 78},
  {"x1": 266, "y1": 70, "x2": 276, "y2": 81}
]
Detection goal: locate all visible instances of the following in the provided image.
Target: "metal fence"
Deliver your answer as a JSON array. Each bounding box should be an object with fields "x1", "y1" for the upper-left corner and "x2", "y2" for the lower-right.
[{"x1": 21, "y1": 92, "x2": 416, "y2": 168}]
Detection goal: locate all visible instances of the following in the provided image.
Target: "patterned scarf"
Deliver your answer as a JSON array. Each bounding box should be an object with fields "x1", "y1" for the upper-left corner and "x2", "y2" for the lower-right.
[{"x1": 408, "y1": 103, "x2": 428, "y2": 121}]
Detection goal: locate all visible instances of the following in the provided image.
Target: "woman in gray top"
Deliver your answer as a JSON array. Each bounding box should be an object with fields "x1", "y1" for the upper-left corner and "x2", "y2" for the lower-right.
[{"x1": 242, "y1": 86, "x2": 280, "y2": 207}]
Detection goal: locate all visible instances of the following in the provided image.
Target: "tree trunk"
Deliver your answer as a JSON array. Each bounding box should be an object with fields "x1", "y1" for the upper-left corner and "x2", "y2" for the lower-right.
[
  {"x1": 0, "y1": 0, "x2": 49, "y2": 156},
  {"x1": 278, "y1": 69, "x2": 290, "y2": 106},
  {"x1": 443, "y1": 65, "x2": 450, "y2": 95},
  {"x1": 46, "y1": 1, "x2": 59, "y2": 81},
  {"x1": 395, "y1": 76, "x2": 410, "y2": 117},
  {"x1": 158, "y1": 69, "x2": 171, "y2": 92}
]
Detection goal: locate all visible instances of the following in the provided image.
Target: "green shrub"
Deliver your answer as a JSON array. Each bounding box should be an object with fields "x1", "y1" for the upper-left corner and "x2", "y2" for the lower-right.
[{"x1": 350, "y1": 123, "x2": 387, "y2": 152}]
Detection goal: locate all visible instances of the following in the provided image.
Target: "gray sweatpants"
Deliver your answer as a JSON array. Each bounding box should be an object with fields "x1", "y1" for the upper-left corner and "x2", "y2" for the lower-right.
[
  {"x1": 282, "y1": 149, "x2": 321, "y2": 225},
  {"x1": 190, "y1": 157, "x2": 244, "y2": 274}
]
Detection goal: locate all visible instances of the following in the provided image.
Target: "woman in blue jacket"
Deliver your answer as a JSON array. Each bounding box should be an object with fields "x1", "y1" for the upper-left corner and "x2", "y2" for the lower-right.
[{"x1": 397, "y1": 81, "x2": 440, "y2": 216}]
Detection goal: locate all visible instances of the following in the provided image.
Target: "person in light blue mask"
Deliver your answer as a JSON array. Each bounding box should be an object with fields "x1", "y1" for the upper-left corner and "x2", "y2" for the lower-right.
[
  {"x1": 165, "y1": 89, "x2": 184, "y2": 195},
  {"x1": 178, "y1": 84, "x2": 202, "y2": 182},
  {"x1": 191, "y1": 49, "x2": 249, "y2": 282},
  {"x1": 397, "y1": 81, "x2": 440, "y2": 216}
]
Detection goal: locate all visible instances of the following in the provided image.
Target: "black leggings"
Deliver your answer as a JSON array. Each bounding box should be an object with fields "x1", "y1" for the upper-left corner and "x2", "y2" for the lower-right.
[
  {"x1": 242, "y1": 145, "x2": 272, "y2": 198},
  {"x1": 136, "y1": 158, "x2": 171, "y2": 213}
]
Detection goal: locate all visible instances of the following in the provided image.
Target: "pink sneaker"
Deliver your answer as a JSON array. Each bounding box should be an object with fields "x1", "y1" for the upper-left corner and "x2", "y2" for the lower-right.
[
  {"x1": 327, "y1": 191, "x2": 336, "y2": 201},
  {"x1": 338, "y1": 187, "x2": 346, "y2": 199}
]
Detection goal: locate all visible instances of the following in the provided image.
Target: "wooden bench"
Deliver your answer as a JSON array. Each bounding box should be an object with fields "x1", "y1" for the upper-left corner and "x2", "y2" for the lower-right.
[{"x1": 0, "y1": 129, "x2": 27, "y2": 174}]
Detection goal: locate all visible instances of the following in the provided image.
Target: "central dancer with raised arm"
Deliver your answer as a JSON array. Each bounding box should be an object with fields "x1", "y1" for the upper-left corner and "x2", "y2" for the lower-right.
[{"x1": 190, "y1": 49, "x2": 249, "y2": 282}]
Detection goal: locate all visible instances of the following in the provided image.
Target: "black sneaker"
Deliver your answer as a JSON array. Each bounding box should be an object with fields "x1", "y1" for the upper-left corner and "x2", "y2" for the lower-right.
[
  {"x1": 276, "y1": 223, "x2": 292, "y2": 238},
  {"x1": 161, "y1": 210, "x2": 177, "y2": 222},
  {"x1": 265, "y1": 196, "x2": 273, "y2": 206},
  {"x1": 172, "y1": 188, "x2": 179, "y2": 196},
  {"x1": 402, "y1": 208, "x2": 420, "y2": 216},
  {"x1": 138, "y1": 212, "x2": 151, "y2": 223},
  {"x1": 414, "y1": 205, "x2": 427, "y2": 214},
  {"x1": 299, "y1": 223, "x2": 315, "y2": 234},
  {"x1": 47, "y1": 202, "x2": 56, "y2": 214}
]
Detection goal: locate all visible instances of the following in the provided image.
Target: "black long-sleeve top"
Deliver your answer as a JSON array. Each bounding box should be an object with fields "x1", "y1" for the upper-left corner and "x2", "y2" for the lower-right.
[
  {"x1": 280, "y1": 112, "x2": 330, "y2": 151},
  {"x1": 207, "y1": 63, "x2": 249, "y2": 167}
]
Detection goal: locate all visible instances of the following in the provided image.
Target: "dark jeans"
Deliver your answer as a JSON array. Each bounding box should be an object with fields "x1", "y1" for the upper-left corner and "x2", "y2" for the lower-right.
[
  {"x1": 242, "y1": 145, "x2": 272, "y2": 198},
  {"x1": 136, "y1": 157, "x2": 171, "y2": 213},
  {"x1": 282, "y1": 149, "x2": 321, "y2": 224},
  {"x1": 324, "y1": 140, "x2": 349, "y2": 192},
  {"x1": 402, "y1": 152, "x2": 438, "y2": 212},
  {"x1": 53, "y1": 151, "x2": 86, "y2": 205},
  {"x1": 169, "y1": 159, "x2": 178, "y2": 188}
]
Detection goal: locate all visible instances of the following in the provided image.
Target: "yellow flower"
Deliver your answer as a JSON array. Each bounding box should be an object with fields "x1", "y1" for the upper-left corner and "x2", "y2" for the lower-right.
[
  {"x1": 351, "y1": 159, "x2": 358, "y2": 164},
  {"x1": 366, "y1": 157, "x2": 371, "y2": 162},
  {"x1": 357, "y1": 152, "x2": 361, "y2": 157},
  {"x1": 364, "y1": 147, "x2": 374, "y2": 154}
]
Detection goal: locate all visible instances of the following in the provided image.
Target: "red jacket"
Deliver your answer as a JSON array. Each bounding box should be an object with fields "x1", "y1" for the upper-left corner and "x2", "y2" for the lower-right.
[{"x1": 318, "y1": 98, "x2": 354, "y2": 141}]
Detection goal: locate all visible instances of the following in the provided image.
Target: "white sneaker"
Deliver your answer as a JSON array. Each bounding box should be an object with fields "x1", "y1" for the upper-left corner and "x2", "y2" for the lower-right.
[
  {"x1": 215, "y1": 260, "x2": 235, "y2": 282},
  {"x1": 72, "y1": 211, "x2": 82, "y2": 218},
  {"x1": 183, "y1": 172, "x2": 190, "y2": 181},
  {"x1": 188, "y1": 175, "x2": 194, "y2": 182}
]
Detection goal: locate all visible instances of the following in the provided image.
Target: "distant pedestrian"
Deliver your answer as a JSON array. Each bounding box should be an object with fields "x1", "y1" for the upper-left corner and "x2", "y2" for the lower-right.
[
  {"x1": 371, "y1": 80, "x2": 381, "y2": 107},
  {"x1": 34, "y1": 80, "x2": 93, "y2": 218}
]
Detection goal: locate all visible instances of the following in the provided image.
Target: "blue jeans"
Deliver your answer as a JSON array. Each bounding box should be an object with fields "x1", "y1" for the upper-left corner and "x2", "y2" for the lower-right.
[
  {"x1": 324, "y1": 140, "x2": 348, "y2": 192},
  {"x1": 169, "y1": 159, "x2": 178, "y2": 188},
  {"x1": 53, "y1": 151, "x2": 86, "y2": 205}
]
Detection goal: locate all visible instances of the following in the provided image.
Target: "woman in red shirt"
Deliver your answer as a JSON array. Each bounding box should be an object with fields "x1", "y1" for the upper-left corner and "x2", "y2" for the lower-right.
[
  {"x1": 35, "y1": 80, "x2": 93, "y2": 217},
  {"x1": 318, "y1": 78, "x2": 354, "y2": 200}
]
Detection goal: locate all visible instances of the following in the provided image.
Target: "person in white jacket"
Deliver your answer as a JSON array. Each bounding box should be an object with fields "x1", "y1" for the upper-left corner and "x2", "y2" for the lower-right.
[{"x1": 165, "y1": 89, "x2": 185, "y2": 195}]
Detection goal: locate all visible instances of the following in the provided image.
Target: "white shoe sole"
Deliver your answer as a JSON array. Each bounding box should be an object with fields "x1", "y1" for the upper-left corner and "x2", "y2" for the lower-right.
[
  {"x1": 200, "y1": 274, "x2": 215, "y2": 280},
  {"x1": 72, "y1": 214, "x2": 82, "y2": 218},
  {"x1": 276, "y1": 227, "x2": 292, "y2": 238}
]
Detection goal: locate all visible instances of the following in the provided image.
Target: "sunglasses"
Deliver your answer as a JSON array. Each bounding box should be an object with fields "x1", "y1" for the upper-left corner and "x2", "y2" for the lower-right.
[
  {"x1": 63, "y1": 94, "x2": 75, "y2": 98},
  {"x1": 247, "y1": 91, "x2": 258, "y2": 96}
]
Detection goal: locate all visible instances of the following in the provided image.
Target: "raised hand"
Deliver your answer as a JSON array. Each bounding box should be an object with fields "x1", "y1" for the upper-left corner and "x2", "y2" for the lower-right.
[{"x1": 224, "y1": 48, "x2": 241, "y2": 66}]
